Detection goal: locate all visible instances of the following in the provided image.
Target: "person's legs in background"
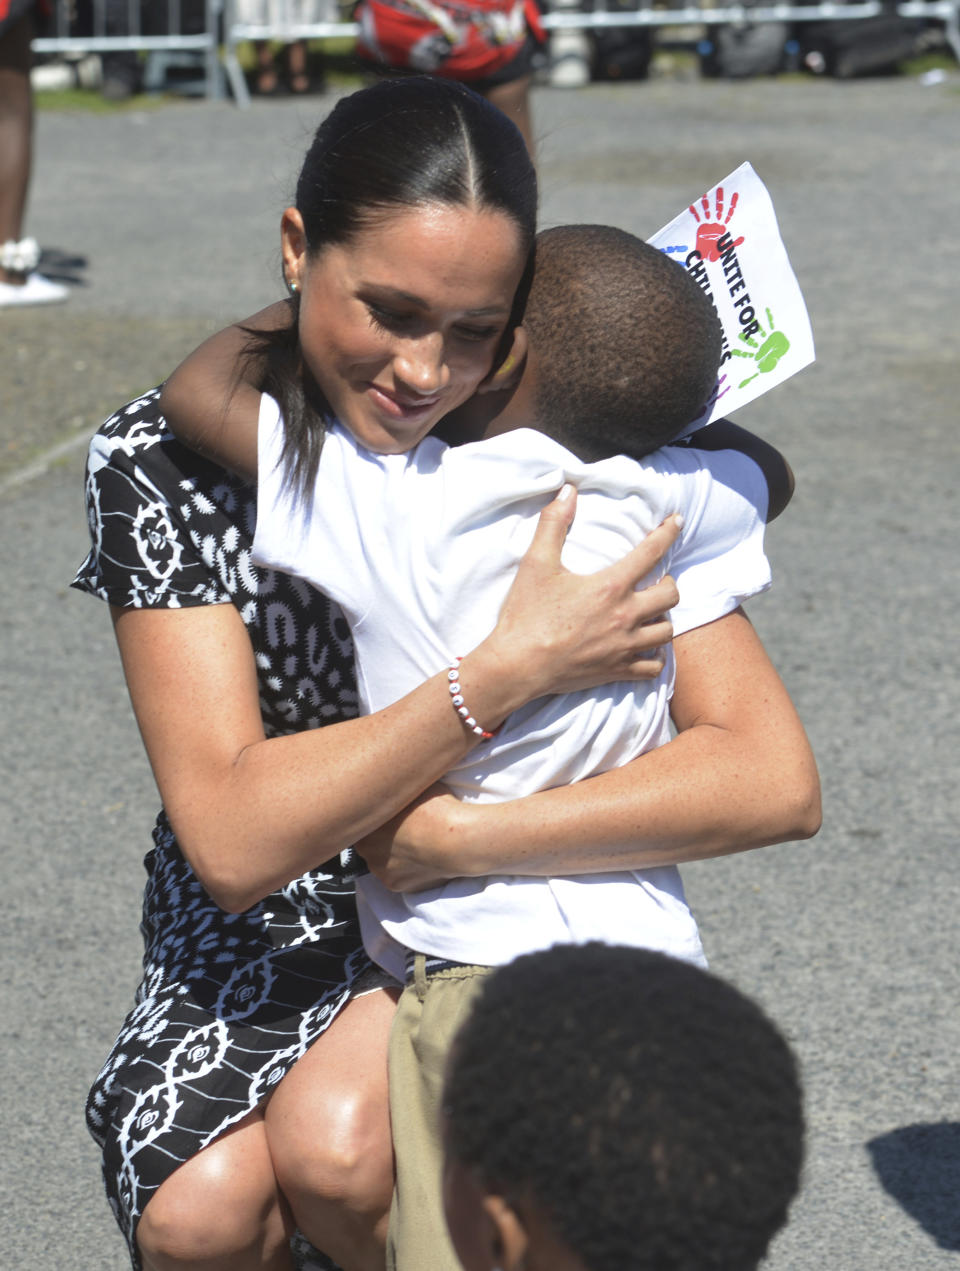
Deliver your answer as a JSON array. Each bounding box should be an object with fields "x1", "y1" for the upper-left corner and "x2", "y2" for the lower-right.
[
  {"x1": 483, "y1": 73, "x2": 533, "y2": 157},
  {"x1": 253, "y1": 38, "x2": 281, "y2": 93},
  {"x1": 351, "y1": 1, "x2": 541, "y2": 159},
  {"x1": 0, "y1": 10, "x2": 31, "y2": 273},
  {"x1": 252, "y1": 38, "x2": 313, "y2": 94},
  {"x1": 286, "y1": 37, "x2": 310, "y2": 92},
  {"x1": 99, "y1": 0, "x2": 143, "y2": 99},
  {"x1": 0, "y1": 5, "x2": 67, "y2": 306}
]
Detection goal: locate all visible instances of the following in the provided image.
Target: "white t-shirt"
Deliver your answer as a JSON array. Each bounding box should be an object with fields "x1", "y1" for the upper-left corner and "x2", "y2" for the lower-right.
[{"x1": 253, "y1": 396, "x2": 771, "y2": 977}]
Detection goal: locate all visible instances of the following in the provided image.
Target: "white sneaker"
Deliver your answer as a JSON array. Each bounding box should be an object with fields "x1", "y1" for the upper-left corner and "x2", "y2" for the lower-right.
[{"x1": 0, "y1": 272, "x2": 70, "y2": 308}]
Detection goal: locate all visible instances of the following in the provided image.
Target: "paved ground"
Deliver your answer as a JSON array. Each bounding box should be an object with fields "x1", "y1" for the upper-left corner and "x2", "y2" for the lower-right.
[{"x1": 1, "y1": 72, "x2": 959, "y2": 1268}]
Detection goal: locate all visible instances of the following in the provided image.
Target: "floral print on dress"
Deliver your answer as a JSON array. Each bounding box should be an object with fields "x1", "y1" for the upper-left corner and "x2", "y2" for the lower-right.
[{"x1": 73, "y1": 389, "x2": 367, "y2": 1271}]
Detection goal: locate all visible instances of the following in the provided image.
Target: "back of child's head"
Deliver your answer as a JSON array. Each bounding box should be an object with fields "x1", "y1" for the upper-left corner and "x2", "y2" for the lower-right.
[
  {"x1": 444, "y1": 943, "x2": 804, "y2": 1271},
  {"x1": 524, "y1": 225, "x2": 722, "y2": 461}
]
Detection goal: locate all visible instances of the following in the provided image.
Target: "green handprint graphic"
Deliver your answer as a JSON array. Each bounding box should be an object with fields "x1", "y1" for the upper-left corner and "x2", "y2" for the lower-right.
[{"x1": 730, "y1": 309, "x2": 790, "y2": 388}]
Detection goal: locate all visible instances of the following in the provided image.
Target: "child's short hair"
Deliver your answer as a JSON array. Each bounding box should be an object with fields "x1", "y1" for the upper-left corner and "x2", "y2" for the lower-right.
[
  {"x1": 524, "y1": 225, "x2": 722, "y2": 461},
  {"x1": 445, "y1": 944, "x2": 804, "y2": 1271}
]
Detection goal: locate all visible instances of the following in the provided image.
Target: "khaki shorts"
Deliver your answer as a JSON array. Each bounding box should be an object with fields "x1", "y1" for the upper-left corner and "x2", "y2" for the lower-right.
[{"x1": 387, "y1": 957, "x2": 493, "y2": 1271}]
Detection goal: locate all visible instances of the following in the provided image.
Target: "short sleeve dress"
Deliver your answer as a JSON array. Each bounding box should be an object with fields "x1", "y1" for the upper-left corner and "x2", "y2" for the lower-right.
[{"x1": 72, "y1": 389, "x2": 375, "y2": 1269}]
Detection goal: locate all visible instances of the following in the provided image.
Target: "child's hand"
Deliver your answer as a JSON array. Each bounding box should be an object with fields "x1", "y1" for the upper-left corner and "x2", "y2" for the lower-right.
[
  {"x1": 356, "y1": 785, "x2": 469, "y2": 891},
  {"x1": 684, "y1": 418, "x2": 794, "y2": 522}
]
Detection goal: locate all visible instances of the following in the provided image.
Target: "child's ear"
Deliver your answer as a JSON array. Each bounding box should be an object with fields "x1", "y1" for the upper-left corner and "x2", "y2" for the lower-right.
[
  {"x1": 482, "y1": 1193, "x2": 529, "y2": 1271},
  {"x1": 478, "y1": 327, "x2": 528, "y2": 396},
  {"x1": 280, "y1": 207, "x2": 308, "y2": 294}
]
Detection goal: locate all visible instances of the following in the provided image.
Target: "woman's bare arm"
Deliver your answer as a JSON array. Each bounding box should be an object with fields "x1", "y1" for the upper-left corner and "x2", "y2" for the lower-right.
[
  {"x1": 356, "y1": 607, "x2": 821, "y2": 890},
  {"x1": 113, "y1": 501, "x2": 683, "y2": 913}
]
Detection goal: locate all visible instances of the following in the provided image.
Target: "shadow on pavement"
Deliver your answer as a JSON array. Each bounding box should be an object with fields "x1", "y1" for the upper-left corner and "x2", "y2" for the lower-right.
[
  {"x1": 867, "y1": 1122, "x2": 960, "y2": 1250},
  {"x1": 39, "y1": 246, "x2": 89, "y2": 288}
]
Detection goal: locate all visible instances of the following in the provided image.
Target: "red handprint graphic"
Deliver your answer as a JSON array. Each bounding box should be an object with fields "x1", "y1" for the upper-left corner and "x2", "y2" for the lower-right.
[{"x1": 689, "y1": 187, "x2": 744, "y2": 263}]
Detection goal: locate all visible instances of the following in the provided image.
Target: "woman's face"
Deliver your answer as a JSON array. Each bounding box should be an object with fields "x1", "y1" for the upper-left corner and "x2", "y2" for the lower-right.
[{"x1": 282, "y1": 202, "x2": 527, "y2": 455}]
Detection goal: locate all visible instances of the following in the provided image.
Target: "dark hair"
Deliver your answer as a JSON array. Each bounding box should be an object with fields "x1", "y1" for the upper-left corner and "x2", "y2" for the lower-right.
[
  {"x1": 523, "y1": 225, "x2": 722, "y2": 462},
  {"x1": 253, "y1": 77, "x2": 537, "y2": 492},
  {"x1": 445, "y1": 944, "x2": 804, "y2": 1271}
]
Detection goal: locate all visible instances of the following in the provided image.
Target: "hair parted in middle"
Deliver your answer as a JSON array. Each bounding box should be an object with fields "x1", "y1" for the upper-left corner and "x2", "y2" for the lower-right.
[
  {"x1": 523, "y1": 224, "x2": 722, "y2": 462},
  {"x1": 294, "y1": 75, "x2": 536, "y2": 255},
  {"x1": 251, "y1": 76, "x2": 538, "y2": 492}
]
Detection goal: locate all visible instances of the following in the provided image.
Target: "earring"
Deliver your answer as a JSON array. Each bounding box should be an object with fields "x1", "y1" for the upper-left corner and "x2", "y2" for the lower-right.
[
  {"x1": 492, "y1": 351, "x2": 516, "y2": 381},
  {"x1": 286, "y1": 277, "x2": 299, "y2": 295}
]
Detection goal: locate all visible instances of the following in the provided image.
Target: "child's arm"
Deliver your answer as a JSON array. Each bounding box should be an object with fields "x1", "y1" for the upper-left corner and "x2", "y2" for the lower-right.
[
  {"x1": 682, "y1": 419, "x2": 794, "y2": 522},
  {"x1": 159, "y1": 300, "x2": 293, "y2": 480}
]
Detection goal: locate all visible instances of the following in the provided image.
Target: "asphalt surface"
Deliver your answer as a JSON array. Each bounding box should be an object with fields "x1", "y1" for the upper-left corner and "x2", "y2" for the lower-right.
[{"x1": 2, "y1": 73, "x2": 959, "y2": 1269}]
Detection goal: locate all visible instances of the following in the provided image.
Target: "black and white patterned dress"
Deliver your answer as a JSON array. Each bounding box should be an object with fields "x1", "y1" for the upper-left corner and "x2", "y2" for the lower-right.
[{"x1": 73, "y1": 389, "x2": 373, "y2": 1269}]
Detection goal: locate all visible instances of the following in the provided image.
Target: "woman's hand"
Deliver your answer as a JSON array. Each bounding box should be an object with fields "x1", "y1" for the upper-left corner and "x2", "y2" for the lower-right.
[
  {"x1": 356, "y1": 785, "x2": 469, "y2": 892},
  {"x1": 468, "y1": 487, "x2": 682, "y2": 706},
  {"x1": 355, "y1": 492, "x2": 686, "y2": 891}
]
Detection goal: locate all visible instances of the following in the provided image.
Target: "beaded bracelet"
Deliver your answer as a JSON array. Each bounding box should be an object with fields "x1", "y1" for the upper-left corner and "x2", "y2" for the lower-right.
[{"x1": 447, "y1": 658, "x2": 497, "y2": 741}]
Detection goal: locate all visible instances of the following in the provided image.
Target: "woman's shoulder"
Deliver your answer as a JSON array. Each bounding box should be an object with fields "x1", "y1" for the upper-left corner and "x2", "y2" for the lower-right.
[
  {"x1": 89, "y1": 388, "x2": 261, "y2": 558},
  {"x1": 75, "y1": 387, "x2": 258, "y2": 607},
  {"x1": 74, "y1": 389, "x2": 359, "y2": 732},
  {"x1": 90, "y1": 387, "x2": 250, "y2": 500}
]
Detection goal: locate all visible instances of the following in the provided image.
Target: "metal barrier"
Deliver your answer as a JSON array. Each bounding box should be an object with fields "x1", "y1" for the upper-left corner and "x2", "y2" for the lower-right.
[
  {"x1": 32, "y1": 0, "x2": 226, "y2": 97},
  {"x1": 31, "y1": 0, "x2": 959, "y2": 103},
  {"x1": 544, "y1": 0, "x2": 958, "y2": 49},
  {"x1": 223, "y1": 0, "x2": 957, "y2": 104},
  {"x1": 546, "y1": 0, "x2": 960, "y2": 78}
]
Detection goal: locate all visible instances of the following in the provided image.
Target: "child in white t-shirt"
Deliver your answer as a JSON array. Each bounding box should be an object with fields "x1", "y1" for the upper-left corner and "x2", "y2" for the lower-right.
[{"x1": 162, "y1": 223, "x2": 793, "y2": 1271}]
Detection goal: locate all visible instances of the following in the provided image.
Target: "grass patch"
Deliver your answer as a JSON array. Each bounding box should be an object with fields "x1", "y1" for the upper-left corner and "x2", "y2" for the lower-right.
[
  {"x1": 650, "y1": 47, "x2": 700, "y2": 75},
  {"x1": 35, "y1": 84, "x2": 174, "y2": 111},
  {"x1": 899, "y1": 50, "x2": 958, "y2": 75}
]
